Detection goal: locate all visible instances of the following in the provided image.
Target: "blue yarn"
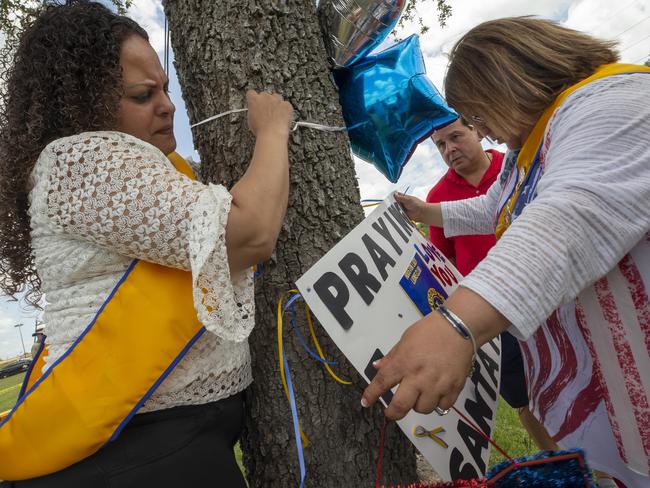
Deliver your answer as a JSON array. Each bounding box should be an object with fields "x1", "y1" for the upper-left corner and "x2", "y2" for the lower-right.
[
  {"x1": 282, "y1": 293, "x2": 337, "y2": 366},
  {"x1": 253, "y1": 262, "x2": 265, "y2": 279},
  {"x1": 282, "y1": 292, "x2": 302, "y2": 312},
  {"x1": 289, "y1": 303, "x2": 337, "y2": 365},
  {"x1": 488, "y1": 449, "x2": 595, "y2": 487}
]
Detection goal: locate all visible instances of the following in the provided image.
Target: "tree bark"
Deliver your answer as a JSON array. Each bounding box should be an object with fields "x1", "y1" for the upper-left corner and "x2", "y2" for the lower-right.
[{"x1": 164, "y1": 1, "x2": 417, "y2": 485}]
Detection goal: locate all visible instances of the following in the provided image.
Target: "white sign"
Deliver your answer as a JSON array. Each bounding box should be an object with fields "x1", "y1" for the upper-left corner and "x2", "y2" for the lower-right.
[{"x1": 296, "y1": 193, "x2": 501, "y2": 481}]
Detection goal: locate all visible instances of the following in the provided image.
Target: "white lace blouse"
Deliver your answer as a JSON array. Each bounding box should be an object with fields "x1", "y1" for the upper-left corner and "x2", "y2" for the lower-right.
[{"x1": 28, "y1": 131, "x2": 255, "y2": 412}]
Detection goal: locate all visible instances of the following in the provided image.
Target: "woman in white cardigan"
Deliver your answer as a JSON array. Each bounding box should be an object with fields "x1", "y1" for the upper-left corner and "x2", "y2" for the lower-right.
[{"x1": 0, "y1": 1, "x2": 292, "y2": 486}]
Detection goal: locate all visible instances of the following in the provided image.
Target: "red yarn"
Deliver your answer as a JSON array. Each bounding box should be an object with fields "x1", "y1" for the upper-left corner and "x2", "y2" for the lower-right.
[
  {"x1": 382, "y1": 482, "x2": 489, "y2": 487},
  {"x1": 376, "y1": 415, "x2": 389, "y2": 488}
]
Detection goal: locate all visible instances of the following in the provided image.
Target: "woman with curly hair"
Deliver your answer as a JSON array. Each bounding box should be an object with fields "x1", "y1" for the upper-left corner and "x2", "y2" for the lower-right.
[
  {"x1": 0, "y1": 1, "x2": 293, "y2": 486},
  {"x1": 363, "y1": 17, "x2": 650, "y2": 487}
]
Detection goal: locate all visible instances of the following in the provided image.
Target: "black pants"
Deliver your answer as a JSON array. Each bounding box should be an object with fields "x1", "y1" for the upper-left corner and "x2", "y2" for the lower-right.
[
  {"x1": 4, "y1": 393, "x2": 247, "y2": 488},
  {"x1": 499, "y1": 332, "x2": 529, "y2": 409}
]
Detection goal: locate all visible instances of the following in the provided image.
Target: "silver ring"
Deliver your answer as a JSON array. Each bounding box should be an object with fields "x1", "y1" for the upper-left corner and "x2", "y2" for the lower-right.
[{"x1": 435, "y1": 407, "x2": 450, "y2": 416}]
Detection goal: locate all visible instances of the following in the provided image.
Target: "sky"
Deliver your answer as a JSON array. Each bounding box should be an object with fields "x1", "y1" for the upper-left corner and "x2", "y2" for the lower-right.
[{"x1": 0, "y1": 0, "x2": 648, "y2": 359}]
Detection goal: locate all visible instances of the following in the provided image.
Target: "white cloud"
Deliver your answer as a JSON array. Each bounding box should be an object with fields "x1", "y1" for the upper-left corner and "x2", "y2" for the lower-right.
[
  {"x1": 0, "y1": 297, "x2": 40, "y2": 359},
  {"x1": 0, "y1": 306, "x2": 22, "y2": 359},
  {"x1": 564, "y1": 0, "x2": 649, "y2": 63},
  {"x1": 127, "y1": 0, "x2": 166, "y2": 54},
  {"x1": 0, "y1": 314, "x2": 12, "y2": 329}
]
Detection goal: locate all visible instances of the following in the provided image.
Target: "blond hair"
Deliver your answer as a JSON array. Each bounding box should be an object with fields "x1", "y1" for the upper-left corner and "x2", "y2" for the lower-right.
[{"x1": 444, "y1": 17, "x2": 618, "y2": 139}]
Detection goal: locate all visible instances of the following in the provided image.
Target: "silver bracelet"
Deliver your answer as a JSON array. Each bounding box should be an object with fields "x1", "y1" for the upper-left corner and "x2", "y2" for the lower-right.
[{"x1": 436, "y1": 305, "x2": 478, "y2": 378}]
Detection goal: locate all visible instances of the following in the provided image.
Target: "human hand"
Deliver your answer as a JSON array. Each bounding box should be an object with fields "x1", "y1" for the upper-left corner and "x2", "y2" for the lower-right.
[
  {"x1": 361, "y1": 312, "x2": 474, "y2": 420},
  {"x1": 246, "y1": 90, "x2": 294, "y2": 139},
  {"x1": 394, "y1": 193, "x2": 429, "y2": 223}
]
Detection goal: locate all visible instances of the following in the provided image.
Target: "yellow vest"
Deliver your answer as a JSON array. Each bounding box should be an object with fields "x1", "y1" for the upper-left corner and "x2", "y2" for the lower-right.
[
  {"x1": 495, "y1": 63, "x2": 650, "y2": 238},
  {"x1": 0, "y1": 153, "x2": 203, "y2": 480}
]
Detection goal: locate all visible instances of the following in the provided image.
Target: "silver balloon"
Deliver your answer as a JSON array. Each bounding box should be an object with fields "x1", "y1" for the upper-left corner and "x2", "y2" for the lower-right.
[{"x1": 318, "y1": 0, "x2": 406, "y2": 68}]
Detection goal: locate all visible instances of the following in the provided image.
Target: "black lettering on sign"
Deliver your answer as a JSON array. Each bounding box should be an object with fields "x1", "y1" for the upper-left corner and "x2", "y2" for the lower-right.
[
  {"x1": 396, "y1": 202, "x2": 418, "y2": 232},
  {"x1": 372, "y1": 217, "x2": 403, "y2": 256},
  {"x1": 458, "y1": 418, "x2": 488, "y2": 475},
  {"x1": 364, "y1": 349, "x2": 394, "y2": 407},
  {"x1": 388, "y1": 203, "x2": 414, "y2": 237},
  {"x1": 465, "y1": 367, "x2": 495, "y2": 439},
  {"x1": 383, "y1": 210, "x2": 409, "y2": 243},
  {"x1": 468, "y1": 359, "x2": 497, "y2": 403},
  {"x1": 313, "y1": 271, "x2": 352, "y2": 330},
  {"x1": 456, "y1": 346, "x2": 501, "y2": 479},
  {"x1": 338, "y1": 252, "x2": 381, "y2": 305},
  {"x1": 477, "y1": 348, "x2": 500, "y2": 392},
  {"x1": 362, "y1": 233, "x2": 396, "y2": 281},
  {"x1": 449, "y1": 447, "x2": 480, "y2": 480}
]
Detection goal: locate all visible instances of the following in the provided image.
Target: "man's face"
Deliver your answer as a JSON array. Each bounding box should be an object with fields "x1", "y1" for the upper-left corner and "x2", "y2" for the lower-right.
[{"x1": 432, "y1": 119, "x2": 485, "y2": 175}]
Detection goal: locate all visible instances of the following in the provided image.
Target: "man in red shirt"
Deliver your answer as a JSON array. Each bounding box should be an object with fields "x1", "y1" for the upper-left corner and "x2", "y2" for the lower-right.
[
  {"x1": 427, "y1": 117, "x2": 503, "y2": 275},
  {"x1": 428, "y1": 117, "x2": 540, "y2": 452}
]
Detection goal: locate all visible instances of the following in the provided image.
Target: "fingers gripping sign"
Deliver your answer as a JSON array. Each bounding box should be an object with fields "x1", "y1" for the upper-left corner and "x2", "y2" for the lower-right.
[
  {"x1": 394, "y1": 192, "x2": 426, "y2": 222},
  {"x1": 361, "y1": 314, "x2": 473, "y2": 420},
  {"x1": 394, "y1": 192, "x2": 443, "y2": 228}
]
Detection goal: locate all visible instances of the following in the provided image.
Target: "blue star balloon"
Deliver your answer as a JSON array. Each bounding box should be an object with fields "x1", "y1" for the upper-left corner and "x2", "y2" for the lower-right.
[{"x1": 333, "y1": 35, "x2": 458, "y2": 182}]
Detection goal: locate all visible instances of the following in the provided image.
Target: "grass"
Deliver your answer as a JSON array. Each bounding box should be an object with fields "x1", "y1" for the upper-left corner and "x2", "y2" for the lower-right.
[
  {"x1": 489, "y1": 398, "x2": 537, "y2": 467},
  {"x1": 235, "y1": 443, "x2": 244, "y2": 472},
  {"x1": 0, "y1": 372, "x2": 25, "y2": 413}
]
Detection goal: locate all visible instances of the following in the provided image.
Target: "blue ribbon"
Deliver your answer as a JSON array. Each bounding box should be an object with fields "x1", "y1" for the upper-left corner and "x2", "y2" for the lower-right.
[
  {"x1": 283, "y1": 293, "x2": 337, "y2": 366},
  {"x1": 283, "y1": 347, "x2": 306, "y2": 488},
  {"x1": 282, "y1": 292, "x2": 302, "y2": 312},
  {"x1": 290, "y1": 304, "x2": 337, "y2": 366},
  {"x1": 253, "y1": 262, "x2": 265, "y2": 279}
]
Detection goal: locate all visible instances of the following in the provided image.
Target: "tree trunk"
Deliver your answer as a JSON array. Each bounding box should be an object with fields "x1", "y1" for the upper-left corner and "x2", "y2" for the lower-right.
[{"x1": 164, "y1": 1, "x2": 417, "y2": 485}]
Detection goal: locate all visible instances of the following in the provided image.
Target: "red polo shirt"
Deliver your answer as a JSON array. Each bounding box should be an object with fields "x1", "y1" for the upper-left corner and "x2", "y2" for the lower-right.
[{"x1": 426, "y1": 149, "x2": 504, "y2": 276}]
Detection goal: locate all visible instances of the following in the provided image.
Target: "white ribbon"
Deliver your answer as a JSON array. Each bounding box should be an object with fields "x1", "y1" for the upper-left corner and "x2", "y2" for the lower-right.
[
  {"x1": 190, "y1": 108, "x2": 347, "y2": 133},
  {"x1": 190, "y1": 108, "x2": 249, "y2": 128}
]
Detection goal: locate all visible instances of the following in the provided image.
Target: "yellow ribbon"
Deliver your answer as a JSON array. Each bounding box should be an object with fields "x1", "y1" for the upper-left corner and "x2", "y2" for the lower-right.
[
  {"x1": 413, "y1": 425, "x2": 448, "y2": 449},
  {"x1": 277, "y1": 290, "x2": 310, "y2": 447},
  {"x1": 277, "y1": 290, "x2": 352, "y2": 449},
  {"x1": 304, "y1": 302, "x2": 352, "y2": 385}
]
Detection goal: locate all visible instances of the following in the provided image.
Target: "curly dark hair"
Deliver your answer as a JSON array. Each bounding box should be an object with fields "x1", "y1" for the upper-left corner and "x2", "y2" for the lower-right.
[{"x1": 0, "y1": 0, "x2": 148, "y2": 307}]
